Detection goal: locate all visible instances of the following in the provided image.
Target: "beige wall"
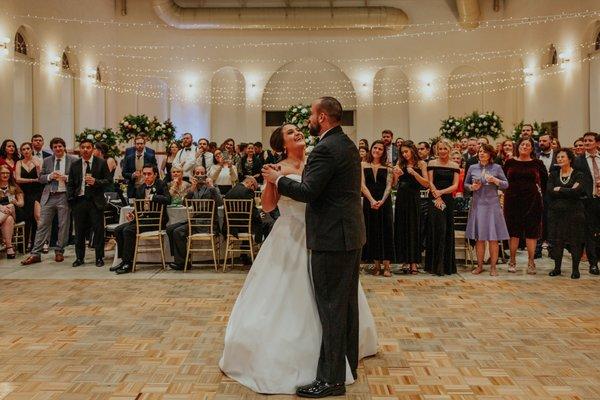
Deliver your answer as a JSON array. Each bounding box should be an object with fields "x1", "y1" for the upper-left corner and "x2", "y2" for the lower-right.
[{"x1": 0, "y1": 0, "x2": 599, "y2": 149}]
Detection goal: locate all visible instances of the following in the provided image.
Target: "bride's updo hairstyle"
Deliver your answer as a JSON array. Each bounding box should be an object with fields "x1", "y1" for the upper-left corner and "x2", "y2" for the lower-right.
[{"x1": 270, "y1": 125, "x2": 287, "y2": 160}]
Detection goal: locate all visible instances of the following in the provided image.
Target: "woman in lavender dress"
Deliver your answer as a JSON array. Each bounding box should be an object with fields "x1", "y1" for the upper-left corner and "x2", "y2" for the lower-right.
[{"x1": 465, "y1": 144, "x2": 509, "y2": 276}]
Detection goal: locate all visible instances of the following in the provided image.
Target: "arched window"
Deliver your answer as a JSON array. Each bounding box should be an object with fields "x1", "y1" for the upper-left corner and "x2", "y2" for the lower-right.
[
  {"x1": 595, "y1": 30, "x2": 600, "y2": 51},
  {"x1": 14, "y1": 32, "x2": 27, "y2": 55},
  {"x1": 61, "y1": 52, "x2": 70, "y2": 70}
]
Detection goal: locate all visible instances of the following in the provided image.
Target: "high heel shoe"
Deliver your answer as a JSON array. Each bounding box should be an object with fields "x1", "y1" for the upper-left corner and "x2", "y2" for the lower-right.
[
  {"x1": 6, "y1": 247, "x2": 15, "y2": 259},
  {"x1": 508, "y1": 261, "x2": 517, "y2": 273},
  {"x1": 527, "y1": 262, "x2": 536, "y2": 275},
  {"x1": 383, "y1": 267, "x2": 392, "y2": 277}
]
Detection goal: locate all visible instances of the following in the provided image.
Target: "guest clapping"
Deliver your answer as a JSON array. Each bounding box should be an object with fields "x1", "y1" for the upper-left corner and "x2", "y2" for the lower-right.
[
  {"x1": 361, "y1": 140, "x2": 395, "y2": 277},
  {"x1": 465, "y1": 144, "x2": 509, "y2": 276},
  {"x1": 0, "y1": 165, "x2": 24, "y2": 259},
  {"x1": 547, "y1": 149, "x2": 586, "y2": 279}
]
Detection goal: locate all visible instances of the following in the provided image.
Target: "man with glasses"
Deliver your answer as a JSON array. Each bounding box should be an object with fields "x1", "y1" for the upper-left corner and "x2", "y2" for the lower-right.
[{"x1": 166, "y1": 165, "x2": 222, "y2": 270}]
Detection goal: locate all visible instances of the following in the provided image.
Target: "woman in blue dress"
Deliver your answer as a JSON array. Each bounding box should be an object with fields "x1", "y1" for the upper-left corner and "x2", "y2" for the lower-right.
[{"x1": 464, "y1": 144, "x2": 510, "y2": 276}]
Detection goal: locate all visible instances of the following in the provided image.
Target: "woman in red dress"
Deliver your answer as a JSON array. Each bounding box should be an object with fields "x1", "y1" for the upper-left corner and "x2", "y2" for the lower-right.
[{"x1": 503, "y1": 137, "x2": 548, "y2": 274}]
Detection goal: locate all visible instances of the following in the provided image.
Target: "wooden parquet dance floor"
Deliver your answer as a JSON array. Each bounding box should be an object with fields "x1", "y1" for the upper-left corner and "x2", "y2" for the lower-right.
[{"x1": 0, "y1": 273, "x2": 599, "y2": 400}]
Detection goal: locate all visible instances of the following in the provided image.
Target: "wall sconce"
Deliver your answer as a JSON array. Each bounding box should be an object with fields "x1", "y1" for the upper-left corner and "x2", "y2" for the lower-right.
[
  {"x1": 524, "y1": 67, "x2": 535, "y2": 83},
  {"x1": 0, "y1": 37, "x2": 10, "y2": 57},
  {"x1": 86, "y1": 66, "x2": 97, "y2": 81},
  {"x1": 49, "y1": 56, "x2": 61, "y2": 73},
  {"x1": 421, "y1": 78, "x2": 434, "y2": 97},
  {"x1": 559, "y1": 49, "x2": 572, "y2": 70}
]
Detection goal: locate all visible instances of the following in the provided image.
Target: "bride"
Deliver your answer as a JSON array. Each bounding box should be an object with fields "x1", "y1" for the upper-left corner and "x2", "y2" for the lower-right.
[{"x1": 219, "y1": 124, "x2": 378, "y2": 394}]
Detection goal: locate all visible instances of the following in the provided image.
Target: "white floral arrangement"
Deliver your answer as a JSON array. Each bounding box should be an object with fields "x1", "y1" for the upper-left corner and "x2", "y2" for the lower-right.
[
  {"x1": 284, "y1": 104, "x2": 313, "y2": 155},
  {"x1": 118, "y1": 114, "x2": 151, "y2": 142},
  {"x1": 149, "y1": 117, "x2": 176, "y2": 142},
  {"x1": 75, "y1": 128, "x2": 120, "y2": 158},
  {"x1": 439, "y1": 116, "x2": 465, "y2": 141},
  {"x1": 462, "y1": 111, "x2": 503, "y2": 139}
]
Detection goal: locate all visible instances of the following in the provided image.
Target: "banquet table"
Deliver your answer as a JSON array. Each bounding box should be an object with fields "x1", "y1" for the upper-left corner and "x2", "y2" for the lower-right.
[{"x1": 111, "y1": 205, "x2": 225, "y2": 268}]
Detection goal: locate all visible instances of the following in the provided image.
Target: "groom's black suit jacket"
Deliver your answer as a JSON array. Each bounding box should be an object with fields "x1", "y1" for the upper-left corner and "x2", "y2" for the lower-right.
[{"x1": 277, "y1": 125, "x2": 366, "y2": 251}]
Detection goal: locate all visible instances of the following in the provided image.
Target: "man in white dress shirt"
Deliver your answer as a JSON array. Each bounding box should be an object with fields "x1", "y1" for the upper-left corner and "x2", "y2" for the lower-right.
[
  {"x1": 173, "y1": 132, "x2": 197, "y2": 182},
  {"x1": 21, "y1": 137, "x2": 77, "y2": 265}
]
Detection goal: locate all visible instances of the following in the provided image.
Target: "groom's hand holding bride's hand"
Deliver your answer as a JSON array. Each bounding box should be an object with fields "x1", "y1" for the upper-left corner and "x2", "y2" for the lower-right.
[{"x1": 261, "y1": 164, "x2": 282, "y2": 184}]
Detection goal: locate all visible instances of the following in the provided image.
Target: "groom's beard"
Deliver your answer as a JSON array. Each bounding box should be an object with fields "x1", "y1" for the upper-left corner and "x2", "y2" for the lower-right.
[{"x1": 309, "y1": 121, "x2": 321, "y2": 137}]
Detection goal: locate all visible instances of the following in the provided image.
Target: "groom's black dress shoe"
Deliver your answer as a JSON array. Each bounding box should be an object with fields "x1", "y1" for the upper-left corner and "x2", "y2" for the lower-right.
[{"x1": 296, "y1": 380, "x2": 345, "y2": 398}]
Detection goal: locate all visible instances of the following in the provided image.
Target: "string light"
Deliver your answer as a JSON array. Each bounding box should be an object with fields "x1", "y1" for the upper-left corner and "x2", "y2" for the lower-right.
[
  {"x1": 4, "y1": 9, "x2": 600, "y2": 49},
  {"x1": 3, "y1": 51, "x2": 597, "y2": 108},
  {"x1": 21, "y1": 38, "x2": 596, "y2": 91}
]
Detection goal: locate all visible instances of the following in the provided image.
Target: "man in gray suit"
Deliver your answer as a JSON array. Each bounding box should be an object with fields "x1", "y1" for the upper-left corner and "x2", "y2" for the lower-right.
[{"x1": 21, "y1": 137, "x2": 78, "y2": 265}]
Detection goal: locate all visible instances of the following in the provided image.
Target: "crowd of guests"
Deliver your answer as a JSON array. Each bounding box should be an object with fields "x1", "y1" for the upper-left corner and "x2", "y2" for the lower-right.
[
  {"x1": 0, "y1": 133, "x2": 273, "y2": 274},
  {"x1": 1, "y1": 126, "x2": 599, "y2": 280},
  {"x1": 358, "y1": 127, "x2": 600, "y2": 279}
]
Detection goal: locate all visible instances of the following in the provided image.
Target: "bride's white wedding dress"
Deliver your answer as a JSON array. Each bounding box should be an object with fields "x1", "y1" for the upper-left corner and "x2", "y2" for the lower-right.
[{"x1": 219, "y1": 174, "x2": 378, "y2": 394}]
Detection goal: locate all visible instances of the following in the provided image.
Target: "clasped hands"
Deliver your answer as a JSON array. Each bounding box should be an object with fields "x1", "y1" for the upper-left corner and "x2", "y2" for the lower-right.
[{"x1": 261, "y1": 164, "x2": 283, "y2": 184}]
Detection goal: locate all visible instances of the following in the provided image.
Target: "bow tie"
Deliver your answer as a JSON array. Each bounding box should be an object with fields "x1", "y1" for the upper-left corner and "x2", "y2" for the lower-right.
[
  {"x1": 184, "y1": 148, "x2": 192, "y2": 151},
  {"x1": 144, "y1": 186, "x2": 153, "y2": 190},
  {"x1": 540, "y1": 153, "x2": 551, "y2": 158}
]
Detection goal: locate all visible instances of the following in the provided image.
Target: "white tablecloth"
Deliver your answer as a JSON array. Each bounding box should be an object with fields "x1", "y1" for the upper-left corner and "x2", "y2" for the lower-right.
[{"x1": 111, "y1": 205, "x2": 224, "y2": 268}]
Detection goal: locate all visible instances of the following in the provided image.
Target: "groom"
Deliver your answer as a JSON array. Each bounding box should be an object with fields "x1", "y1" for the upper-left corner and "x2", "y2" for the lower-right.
[{"x1": 263, "y1": 96, "x2": 366, "y2": 398}]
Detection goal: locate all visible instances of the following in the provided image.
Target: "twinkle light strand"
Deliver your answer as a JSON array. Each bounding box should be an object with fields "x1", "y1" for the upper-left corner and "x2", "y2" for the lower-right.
[{"x1": 3, "y1": 52, "x2": 597, "y2": 108}]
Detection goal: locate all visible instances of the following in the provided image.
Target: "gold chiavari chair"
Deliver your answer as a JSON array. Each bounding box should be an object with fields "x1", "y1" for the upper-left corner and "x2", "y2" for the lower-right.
[
  {"x1": 132, "y1": 199, "x2": 166, "y2": 272},
  {"x1": 13, "y1": 221, "x2": 26, "y2": 253},
  {"x1": 184, "y1": 199, "x2": 218, "y2": 272},
  {"x1": 223, "y1": 198, "x2": 254, "y2": 272}
]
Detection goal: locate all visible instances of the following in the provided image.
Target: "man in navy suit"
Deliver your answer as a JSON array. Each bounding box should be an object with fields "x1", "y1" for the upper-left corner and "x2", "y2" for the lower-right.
[
  {"x1": 31, "y1": 134, "x2": 52, "y2": 161},
  {"x1": 122, "y1": 135, "x2": 157, "y2": 199},
  {"x1": 573, "y1": 131, "x2": 600, "y2": 275},
  {"x1": 124, "y1": 134, "x2": 155, "y2": 158}
]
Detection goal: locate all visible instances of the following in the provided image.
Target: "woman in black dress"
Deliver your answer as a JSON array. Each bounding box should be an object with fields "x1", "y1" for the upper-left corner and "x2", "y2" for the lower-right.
[
  {"x1": 393, "y1": 140, "x2": 429, "y2": 274},
  {"x1": 361, "y1": 140, "x2": 395, "y2": 277},
  {"x1": 14, "y1": 142, "x2": 42, "y2": 250},
  {"x1": 547, "y1": 148, "x2": 586, "y2": 279},
  {"x1": 425, "y1": 140, "x2": 460, "y2": 276},
  {"x1": 161, "y1": 141, "x2": 180, "y2": 183}
]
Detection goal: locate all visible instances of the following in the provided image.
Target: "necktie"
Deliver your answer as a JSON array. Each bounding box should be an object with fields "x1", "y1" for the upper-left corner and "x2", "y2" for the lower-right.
[
  {"x1": 201, "y1": 153, "x2": 206, "y2": 169},
  {"x1": 83, "y1": 161, "x2": 91, "y2": 195},
  {"x1": 51, "y1": 158, "x2": 61, "y2": 192},
  {"x1": 592, "y1": 155, "x2": 600, "y2": 196}
]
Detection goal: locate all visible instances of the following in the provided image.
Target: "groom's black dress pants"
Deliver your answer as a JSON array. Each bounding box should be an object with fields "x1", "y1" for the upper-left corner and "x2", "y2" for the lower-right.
[{"x1": 311, "y1": 249, "x2": 360, "y2": 384}]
